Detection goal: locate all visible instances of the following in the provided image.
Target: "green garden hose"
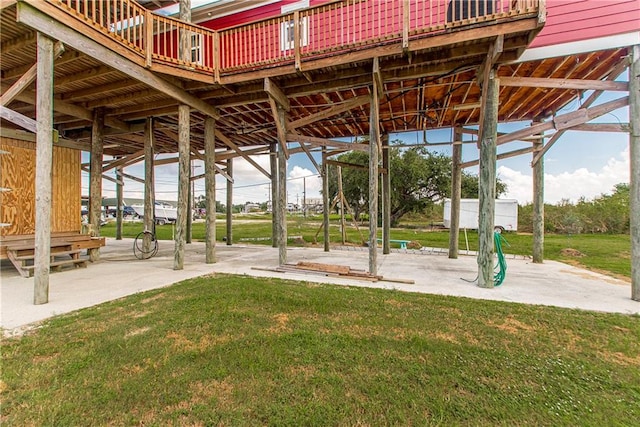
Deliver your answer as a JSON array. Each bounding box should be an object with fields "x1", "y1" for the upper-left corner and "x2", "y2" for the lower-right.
[{"x1": 493, "y1": 231, "x2": 508, "y2": 286}]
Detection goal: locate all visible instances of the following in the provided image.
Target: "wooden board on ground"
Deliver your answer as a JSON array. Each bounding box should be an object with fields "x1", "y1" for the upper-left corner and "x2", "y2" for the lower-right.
[{"x1": 252, "y1": 262, "x2": 415, "y2": 285}]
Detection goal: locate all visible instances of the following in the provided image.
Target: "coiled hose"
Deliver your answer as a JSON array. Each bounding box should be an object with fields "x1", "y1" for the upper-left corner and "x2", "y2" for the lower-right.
[{"x1": 493, "y1": 231, "x2": 508, "y2": 286}]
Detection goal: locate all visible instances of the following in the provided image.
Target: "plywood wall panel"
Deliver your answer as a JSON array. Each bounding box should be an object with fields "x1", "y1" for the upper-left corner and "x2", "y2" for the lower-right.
[{"x1": 0, "y1": 137, "x2": 81, "y2": 237}]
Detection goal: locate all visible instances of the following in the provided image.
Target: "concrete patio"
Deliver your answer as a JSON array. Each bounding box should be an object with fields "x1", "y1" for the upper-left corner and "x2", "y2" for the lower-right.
[{"x1": 2, "y1": 238, "x2": 638, "y2": 336}]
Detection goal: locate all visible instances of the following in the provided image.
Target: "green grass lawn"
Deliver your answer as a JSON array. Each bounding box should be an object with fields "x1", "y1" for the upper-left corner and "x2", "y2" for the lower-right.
[
  {"x1": 101, "y1": 217, "x2": 632, "y2": 278},
  {"x1": 2, "y1": 275, "x2": 638, "y2": 425}
]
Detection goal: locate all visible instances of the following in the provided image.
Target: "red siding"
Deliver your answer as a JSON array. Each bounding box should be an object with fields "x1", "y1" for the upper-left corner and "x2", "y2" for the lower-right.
[{"x1": 531, "y1": 0, "x2": 640, "y2": 48}]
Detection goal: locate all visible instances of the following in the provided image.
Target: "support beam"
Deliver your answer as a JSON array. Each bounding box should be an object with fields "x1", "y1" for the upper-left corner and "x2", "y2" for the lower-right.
[
  {"x1": 143, "y1": 117, "x2": 155, "y2": 254},
  {"x1": 532, "y1": 123, "x2": 544, "y2": 264},
  {"x1": 287, "y1": 132, "x2": 369, "y2": 151},
  {"x1": 499, "y1": 77, "x2": 628, "y2": 92},
  {"x1": 204, "y1": 117, "x2": 216, "y2": 263},
  {"x1": 17, "y1": 3, "x2": 219, "y2": 119},
  {"x1": 630, "y1": 45, "x2": 640, "y2": 301},
  {"x1": 270, "y1": 143, "x2": 278, "y2": 248},
  {"x1": 322, "y1": 148, "x2": 330, "y2": 252},
  {"x1": 266, "y1": 78, "x2": 290, "y2": 159},
  {"x1": 449, "y1": 128, "x2": 462, "y2": 259},
  {"x1": 115, "y1": 163, "x2": 123, "y2": 240},
  {"x1": 381, "y1": 135, "x2": 390, "y2": 255},
  {"x1": 287, "y1": 95, "x2": 370, "y2": 130},
  {"x1": 174, "y1": 106, "x2": 190, "y2": 270},
  {"x1": 369, "y1": 87, "x2": 380, "y2": 275},
  {"x1": 278, "y1": 138, "x2": 287, "y2": 265},
  {"x1": 460, "y1": 146, "x2": 535, "y2": 169},
  {"x1": 226, "y1": 158, "x2": 233, "y2": 246},
  {"x1": 88, "y1": 108, "x2": 104, "y2": 262},
  {"x1": 0, "y1": 42, "x2": 63, "y2": 106},
  {"x1": 477, "y1": 70, "x2": 499, "y2": 288},
  {"x1": 33, "y1": 32, "x2": 54, "y2": 305},
  {"x1": 215, "y1": 130, "x2": 271, "y2": 178}
]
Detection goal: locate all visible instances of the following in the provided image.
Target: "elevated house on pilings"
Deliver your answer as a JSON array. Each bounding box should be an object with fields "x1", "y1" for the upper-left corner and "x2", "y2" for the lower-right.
[{"x1": 0, "y1": 0, "x2": 638, "y2": 304}]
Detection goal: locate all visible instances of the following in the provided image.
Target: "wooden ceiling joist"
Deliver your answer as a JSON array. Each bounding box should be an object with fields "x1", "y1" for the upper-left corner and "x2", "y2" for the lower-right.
[
  {"x1": 16, "y1": 2, "x2": 219, "y2": 120},
  {"x1": 500, "y1": 77, "x2": 629, "y2": 92}
]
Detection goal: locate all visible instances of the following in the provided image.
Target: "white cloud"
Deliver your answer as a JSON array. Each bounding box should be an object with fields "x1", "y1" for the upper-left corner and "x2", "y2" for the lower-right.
[{"x1": 499, "y1": 148, "x2": 630, "y2": 204}]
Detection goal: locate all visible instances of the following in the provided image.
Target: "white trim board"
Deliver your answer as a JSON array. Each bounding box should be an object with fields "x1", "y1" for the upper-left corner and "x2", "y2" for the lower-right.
[{"x1": 514, "y1": 31, "x2": 640, "y2": 63}]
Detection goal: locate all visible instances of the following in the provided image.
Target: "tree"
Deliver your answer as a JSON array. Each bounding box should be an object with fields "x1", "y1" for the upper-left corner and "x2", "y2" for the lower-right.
[{"x1": 325, "y1": 143, "x2": 506, "y2": 226}]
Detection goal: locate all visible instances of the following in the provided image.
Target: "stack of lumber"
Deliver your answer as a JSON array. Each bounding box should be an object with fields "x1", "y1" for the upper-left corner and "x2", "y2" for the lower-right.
[{"x1": 253, "y1": 261, "x2": 415, "y2": 284}]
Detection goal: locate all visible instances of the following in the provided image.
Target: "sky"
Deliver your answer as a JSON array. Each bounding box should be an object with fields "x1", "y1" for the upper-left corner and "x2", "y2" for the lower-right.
[{"x1": 86, "y1": 90, "x2": 631, "y2": 208}]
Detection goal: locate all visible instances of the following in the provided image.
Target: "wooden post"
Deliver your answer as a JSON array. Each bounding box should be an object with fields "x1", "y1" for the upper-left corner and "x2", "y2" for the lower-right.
[
  {"x1": 337, "y1": 166, "x2": 347, "y2": 245},
  {"x1": 270, "y1": 142, "x2": 278, "y2": 247},
  {"x1": 143, "y1": 117, "x2": 155, "y2": 253},
  {"x1": 322, "y1": 147, "x2": 330, "y2": 252},
  {"x1": 33, "y1": 32, "x2": 54, "y2": 305},
  {"x1": 532, "y1": 123, "x2": 545, "y2": 264},
  {"x1": 382, "y1": 135, "x2": 390, "y2": 254},
  {"x1": 89, "y1": 107, "x2": 104, "y2": 262},
  {"x1": 369, "y1": 90, "x2": 380, "y2": 275},
  {"x1": 179, "y1": 0, "x2": 191, "y2": 63},
  {"x1": 204, "y1": 117, "x2": 216, "y2": 263},
  {"x1": 115, "y1": 163, "x2": 123, "y2": 240},
  {"x1": 187, "y1": 168, "x2": 192, "y2": 244},
  {"x1": 226, "y1": 158, "x2": 233, "y2": 245},
  {"x1": 477, "y1": 69, "x2": 499, "y2": 288},
  {"x1": 449, "y1": 127, "x2": 462, "y2": 259},
  {"x1": 630, "y1": 44, "x2": 640, "y2": 301},
  {"x1": 174, "y1": 105, "x2": 190, "y2": 270},
  {"x1": 278, "y1": 140, "x2": 287, "y2": 265}
]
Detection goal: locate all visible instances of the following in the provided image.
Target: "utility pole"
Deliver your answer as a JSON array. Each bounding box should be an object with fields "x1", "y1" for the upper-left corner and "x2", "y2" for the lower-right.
[{"x1": 303, "y1": 176, "x2": 306, "y2": 218}]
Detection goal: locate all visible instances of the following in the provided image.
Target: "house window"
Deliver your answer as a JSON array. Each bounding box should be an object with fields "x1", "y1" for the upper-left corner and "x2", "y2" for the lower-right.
[
  {"x1": 280, "y1": 17, "x2": 308, "y2": 51},
  {"x1": 280, "y1": 0, "x2": 309, "y2": 52},
  {"x1": 191, "y1": 33, "x2": 204, "y2": 65}
]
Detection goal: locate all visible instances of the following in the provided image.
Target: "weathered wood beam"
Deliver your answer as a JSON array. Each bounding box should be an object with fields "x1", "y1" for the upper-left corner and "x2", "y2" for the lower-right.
[
  {"x1": 0, "y1": 127, "x2": 85, "y2": 150},
  {"x1": 500, "y1": 77, "x2": 628, "y2": 92},
  {"x1": 81, "y1": 165, "x2": 123, "y2": 185},
  {"x1": 325, "y1": 159, "x2": 367, "y2": 171},
  {"x1": 89, "y1": 108, "x2": 104, "y2": 262},
  {"x1": 264, "y1": 78, "x2": 290, "y2": 112},
  {"x1": 630, "y1": 44, "x2": 640, "y2": 301},
  {"x1": 143, "y1": 117, "x2": 155, "y2": 254},
  {"x1": 373, "y1": 57, "x2": 385, "y2": 98},
  {"x1": 17, "y1": 3, "x2": 219, "y2": 119},
  {"x1": 277, "y1": 135, "x2": 287, "y2": 265},
  {"x1": 0, "y1": 105, "x2": 37, "y2": 133},
  {"x1": 532, "y1": 60, "x2": 630, "y2": 166},
  {"x1": 121, "y1": 171, "x2": 145, "y2": 184},
  {"x1": 215, "y1": 130, "x2": 271, "y2": 178},
  {"x1": 532, "y1": 123, "x2": 544, "y2": 264},
  {"x1": 102, "y1": 149, "x2": 144, "y2": 172},
  {"x1": 298, "y1": 142, "x2": 321, "y2": 174},
  {"x1": 477, "y1": 70, "x2": 499, "y2": 289},
  {"x1": 286, "y1": 132, "x2": 368, "y2": 151},
  {"x1": 322, "y1": 148, "x2": 330, "y2": 252},
  {"x1": 33, "y1": 32, "x2": 54, "y2": 305},
  {"x1": 174, "y1": 105, "x2": 190, "y2": 269},
  {"x1": 0, "y1": 42, "x2": 63, "y2": 106},
  {"x1": 448, "y1": 128, "x2": 462, "y2": 259},
  {"x1": 382, "y1": 135, "x2": 390, "y2": 255},
  {"x1": 460, "y1": 146, "x2": 535, "y2": 169},
  {"x1": 498, "y1": 97, "x2": 629, "y2": 146},
  {"x1": 204, "y1": 116, "x2": 216, "y2": 263},
  {"x1": 568, "y1": 123, "x2": 630, "y2": 133},
  {"x1": 115, "y1": 164, "x2": 123, "y2": 240},
  {"x1": 226, "y1": 158, "x2": 233, "y2": 246},
  {"x1": 268, "y1": 97, "x2": 289, "y2": 159},
  {"x1": 368, "y1": 86, "x2": 380, "y2": 276},
  {"x1": 286, "y1": 95, "x2": 370, "y2": 131}
]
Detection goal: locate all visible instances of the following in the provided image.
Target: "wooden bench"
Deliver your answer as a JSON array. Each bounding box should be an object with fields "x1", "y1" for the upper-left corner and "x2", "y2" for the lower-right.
[
  {"x1": 1, "y1": 232, "x2": 104, "y2": 278},
  {"x1": 376, "y1": 238, "x2": 411, "y2": 249}
]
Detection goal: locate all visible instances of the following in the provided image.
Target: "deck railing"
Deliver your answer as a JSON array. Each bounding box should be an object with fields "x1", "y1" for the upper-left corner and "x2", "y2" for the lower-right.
[{"x1": 47, "y1": 0, "x2": 541, "y2": 79}]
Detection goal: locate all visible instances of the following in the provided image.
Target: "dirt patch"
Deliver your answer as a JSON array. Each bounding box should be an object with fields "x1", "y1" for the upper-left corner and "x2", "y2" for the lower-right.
[
  {"x1": 560, "y1": 248, "x2": 585, "y2": 257},
  {"x1": 125, "y1": 326, "x2": 151, "y2": 338},
  {"x1": 268, "y1": 313, "x2": 291, "y2": 333},
  {"x1": 190, "y1": 379, "x2": 235, "y2": 409},
  {"x1": 488, "y1": 316, "x2": 535, "y2": 334},
  {"x1": 432, "y1": 331, "x2": 459, "y2": 344},
  {"x1": 288, "y1": 365, "x2": 317, "y2": 379},
  {"x1": 598, "y1": 351, "x2": 640, "y2": 366},
  {"x1": 384, "y1": 299, "x2": 413, "y2": 308},
  {"x1": 0, "y1": 380, "x2": 7, "y2": 394},
  {"x1": 32, "y1": 353, "x2": 59, "y2": 363},
  {"x1": 141, "y1": 294, "x2": 165, "y2": 304}
]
